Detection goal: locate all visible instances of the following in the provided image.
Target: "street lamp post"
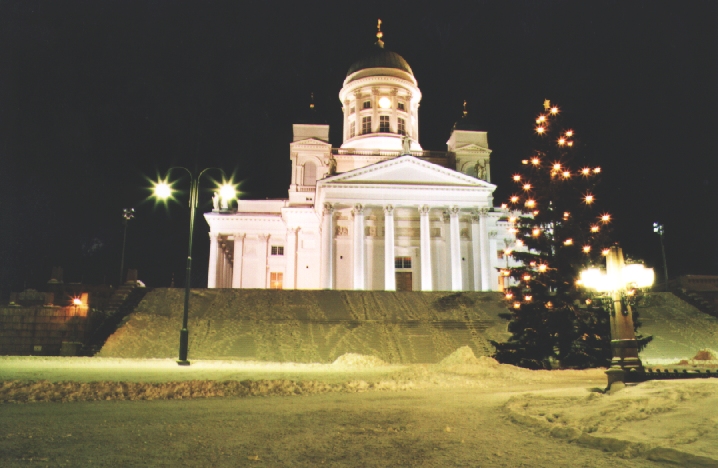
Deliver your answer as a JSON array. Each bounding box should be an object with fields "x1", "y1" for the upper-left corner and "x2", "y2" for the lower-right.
[
  {"x1": 653, "y1": 222, "x2": 669, "y2": 291},
  {"x1": 153, "y1": 168, "x2": 235, "y2": 366},
  {"x1": 580, "y1": 246, "x2": 654, "y2": 388},
  {"x1": 119, "y1": 208, "x2": 135, "y2": 285}
]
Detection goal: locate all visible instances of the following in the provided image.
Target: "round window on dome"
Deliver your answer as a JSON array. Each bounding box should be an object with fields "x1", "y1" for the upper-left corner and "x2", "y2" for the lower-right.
[{"x1": 378, "y1": 97, "x2": 392, "y2": 109}]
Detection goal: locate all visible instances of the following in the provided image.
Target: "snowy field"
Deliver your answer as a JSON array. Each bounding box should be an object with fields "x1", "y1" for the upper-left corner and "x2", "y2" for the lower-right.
[{"x1": 1, "y1": 349, "x2": 717, "y2": 467}]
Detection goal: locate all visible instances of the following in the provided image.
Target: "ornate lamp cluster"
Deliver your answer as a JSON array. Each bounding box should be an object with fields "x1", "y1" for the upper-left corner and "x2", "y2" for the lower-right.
[{"x1": 501, "y1": 101, "x2": 613, "y2": 308}]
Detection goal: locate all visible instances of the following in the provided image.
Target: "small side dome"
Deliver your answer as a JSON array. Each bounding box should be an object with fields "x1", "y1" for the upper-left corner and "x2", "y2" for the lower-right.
[{"x1": 452, "y1": 100, "x2": 484, "y2": 131}]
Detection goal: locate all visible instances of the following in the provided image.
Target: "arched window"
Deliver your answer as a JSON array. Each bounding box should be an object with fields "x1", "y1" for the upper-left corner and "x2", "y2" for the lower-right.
[{"x1": 303, "y1": 161, "x2": 317, "y2": 186}]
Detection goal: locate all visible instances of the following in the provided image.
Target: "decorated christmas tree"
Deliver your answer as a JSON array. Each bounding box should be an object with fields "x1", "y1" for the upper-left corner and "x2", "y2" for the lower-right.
[{"x1": 491, "y1": 100, "x2": 618, "y2": 369}]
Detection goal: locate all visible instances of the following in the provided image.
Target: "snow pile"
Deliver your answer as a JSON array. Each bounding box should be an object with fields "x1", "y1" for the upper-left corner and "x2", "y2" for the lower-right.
[
  {"x1": 0, "y1": 378, "x2": 405, "y2": 404},
  {"x1": 505, "y1": 379, "x2": 718, "y2": 463},
  {"x1": 332, "y1": 353, "x2": 387, "y2": 368},
  {"x1": 678, "y1": 348, "x2": 718, "y2": 368}
]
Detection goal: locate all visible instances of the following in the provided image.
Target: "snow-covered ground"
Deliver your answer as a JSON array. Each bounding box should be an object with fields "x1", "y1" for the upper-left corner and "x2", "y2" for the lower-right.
[{"x1": 1, "y1": 349, "x2": 716, "y2": 467}]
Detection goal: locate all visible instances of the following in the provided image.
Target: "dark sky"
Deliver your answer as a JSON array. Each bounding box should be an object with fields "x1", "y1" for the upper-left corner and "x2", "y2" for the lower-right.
[{"x1": 1, "y1": 0, "x2": 716, "y2": 293}]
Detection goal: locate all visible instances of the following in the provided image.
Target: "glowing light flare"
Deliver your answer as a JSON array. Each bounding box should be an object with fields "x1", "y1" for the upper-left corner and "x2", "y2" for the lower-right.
[
  {"x1": 522, "y1": 159, "x2": 529, "y2": 165},
  {"x1": 532, "y1": 228, "x2": 541, "y2": 237},
  {"x1": 219, "y1": 183, "x2": 237, "y2": 201},
  {"x1": 537, "y1": 115, "x2": 547, "y2": 123},
  {"x1": 563, "y1": 212, "x2": 570, "y2": 219},
  {"x1": 522, "y1": 183, "x2": 532, "y2": 191},
  {"x1": 538, "y1": 264, "x2": 547, "y2": 272},
  {"x1": 600, "y1": 214, "x2": 611, "y2": 223},
  {"x1": 508, "y1": 216, "x2": 517, "y2": 224},
  {"x1": 601, "y1": 248, "x2": 610, "y2": 256},
  {"x1": 567, "y1": 141, "x2": 574, "y2": 147},
  {"x1": 584, "y1": 194, "x2": 595, "y2": 204},
  {"x1": 524, "y1": 295, "x2": 533, "y2": 302},
  {"x1": 505, "y1": 293, "x2": 513, "y2": 300},
  {"x1": 564, "y1": 238, "x2": 574, "y2": 245},
  {"x1": 590, "y1": 225, "x2": 600, "y2": 233},
  {"x1": 515, "y1": 240, "x2": 524, "y2": 247},
  {"x1": 513, "y1": 302, "x2": 521, "y2": 309},
  {"x1": 583, "y1": 245, "x2": 591, "y2": 253},
  {"x1": 501, "y1": 203, "x2": 508, "y2": 209},
  {"x1": 525, "y1": 199, "x2": 536, "y2": 208},
  {"x1": 581, "y1": 167, "x2": 591, "y2": 176},
  {"x1": 536, "y1": 126, "x2": 546, "y2": 134},
  {"x1": 565, "y1": 130, "x2": 574, "y2": 137},
  {"x1": 513, "y1": 174, "x2": 522, "y2": 181},
  {"x1": 531, "y1": 157, "x2": 540, "y2": 165},
  {"x1": 550, "y1": 106, "x2": 559, "y2": 114},
  {"x1": 522, "y1": 274, "x2": 532, "y2": 282},
  {"x1": 558, "y1": 138, "x2": 566, "y2": 146},
  {"x1": 72, "y1": 298, "x2": 82, "y2": 306},
  {"x1": 532, "y1": 210, "x2": 539, "y2": 216},
  {"x1": 378, "y1": 96, "x2": 392, "y2": 109},
  {"x1": 510, "y1": 196, "x2": 519, "y2": 203},
  {"x1": 509, "y1": 228, "x2": 518, "y2": 234},
  {"x1": 153, "y1": 181, "x2": 172, "y2": 199},
  {"x1": 545, "y1": 301, "x2": 554, "y2": 309},
  {"x1": 553, "y1": 163, "x2": 561, "y2": 171},
  {"x1": 562, "y1": 171, "x2": 571, "y2": 179},
  {"x1": 504, "y1": 249, "x2": 513, "y2": 256},
  {"x1": 593, "y1": 167, "x2": 602, "y2": 173}
]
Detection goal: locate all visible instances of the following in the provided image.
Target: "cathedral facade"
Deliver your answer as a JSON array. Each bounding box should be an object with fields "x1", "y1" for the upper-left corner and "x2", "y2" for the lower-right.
[{"x1": 204, "y1": 31, "x2": 516, "y2": 292}]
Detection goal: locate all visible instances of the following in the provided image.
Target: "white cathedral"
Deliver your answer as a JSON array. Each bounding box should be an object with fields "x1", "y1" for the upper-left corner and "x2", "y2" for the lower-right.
[{"x1": 204, "y1": 27, "x2": 517, "y2": 292}]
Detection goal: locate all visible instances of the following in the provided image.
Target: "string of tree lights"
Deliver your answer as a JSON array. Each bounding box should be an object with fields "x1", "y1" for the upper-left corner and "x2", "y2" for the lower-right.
[{"x1": 491, "y1": 100, "x2": 650, "y2": 370}]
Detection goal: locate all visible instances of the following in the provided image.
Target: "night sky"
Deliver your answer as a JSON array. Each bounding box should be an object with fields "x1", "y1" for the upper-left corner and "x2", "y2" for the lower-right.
[{"x1": 1, "y1": 0, "x2": 716, "y2": 294}]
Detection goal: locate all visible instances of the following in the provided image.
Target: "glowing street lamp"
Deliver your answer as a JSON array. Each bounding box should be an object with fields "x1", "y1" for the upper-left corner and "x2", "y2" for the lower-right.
[
  {"x1": 653, "y1": 222, "x2": 669, "y2": 291},
  {"x1": 153, "y1": 167, "x2": 235, "y2": 365},
  {"x1": 580, "y1": 246, "x2": 654, "y2": 387},
  {"x1": 119, "y1": 208, "x2": 135, "y2": 285}
]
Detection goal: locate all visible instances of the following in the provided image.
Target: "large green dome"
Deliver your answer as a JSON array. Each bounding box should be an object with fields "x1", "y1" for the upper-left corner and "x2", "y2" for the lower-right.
[{"x1": 346, "y1": 45, "x2": 413, "y2": 77}]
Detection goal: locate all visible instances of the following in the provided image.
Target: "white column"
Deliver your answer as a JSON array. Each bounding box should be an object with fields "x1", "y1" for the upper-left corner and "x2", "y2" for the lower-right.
[
  {"x1": 419, "y1": 205, "x2": 432, "y2": 291},
  {"x1": 208, "y1": 233, "x2": 219, "y2": 288},
  {"x1": 224, "y1": 251, "x2": 231, "y2": 288},
  {"x1": 232, "y1": 233, "x2": 244, "y2": 288},
  {"x1": 352, "y1": 203, "x2": 365, "y2": 290},
  {"x1": 471, "y1": 212, "x2": 481, "y2": 291},
  {"x1": 479, "y1": 208, "x2": 491, "y2": 291},
  {"x1": 285, "y1": 227, "x2": 298, "y2": 289},
  {"x1": 383, "y1": 205, "x2": 395, "y2": 291},
  {"x1": 320, "y1": 203, "x2": 334, "y2": 289},
  {"x1": 259, "y1": 234, "x2": 270, "y2": 289},
  {"x1": 449, "y1": 206, "x2": 462, "y2": 291}
]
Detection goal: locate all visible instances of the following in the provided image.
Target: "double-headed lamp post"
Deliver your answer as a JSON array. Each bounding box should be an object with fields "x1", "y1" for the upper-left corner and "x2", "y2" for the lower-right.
[
  {"x1": 580, "y1": 246, "x2": 654, "y2": 387},
  {"x1": 153, "y1": 167, "x2": 236, "y2": 365}
]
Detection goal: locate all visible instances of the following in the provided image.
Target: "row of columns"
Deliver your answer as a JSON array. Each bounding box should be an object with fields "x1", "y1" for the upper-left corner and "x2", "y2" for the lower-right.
[{"x1": 320, "y1": 203, "x2": 492, "y2": 292}]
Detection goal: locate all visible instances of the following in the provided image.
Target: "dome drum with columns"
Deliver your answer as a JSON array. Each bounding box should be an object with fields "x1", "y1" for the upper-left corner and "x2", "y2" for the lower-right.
[{"x1": 204, "y1": 22, "x2": 516, "y2": 292}]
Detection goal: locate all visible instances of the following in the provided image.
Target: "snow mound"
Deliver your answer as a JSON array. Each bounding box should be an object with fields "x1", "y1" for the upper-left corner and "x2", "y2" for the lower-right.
[
  {"x1": 332, "y1": 353, "x2": 387, "y2": 368},
  {"x1": 439, "y1": 346, "x2": 499, "y2": 367},
  {"x1": 692, "y1": 348, "x2": 718, "y2": 361}
]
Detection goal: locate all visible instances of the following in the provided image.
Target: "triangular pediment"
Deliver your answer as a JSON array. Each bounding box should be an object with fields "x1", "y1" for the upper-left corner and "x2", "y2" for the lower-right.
[
  {"x1": 290, "y1": 138, "x2": 331, "y2": 147},
  {"x1": 319, "y1": 155, "x2": 495, "y2": 188},
  {"x1": 454, "y1": 143, "x2": 490, "y2": 152}
]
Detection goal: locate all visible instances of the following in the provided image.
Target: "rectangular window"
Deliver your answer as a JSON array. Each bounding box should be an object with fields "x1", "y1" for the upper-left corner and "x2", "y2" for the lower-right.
[
  {"x1": 363, "y1": 100, "x2": 372, "y2": 109},
  {"x1": 398, "y1": 102, "x2": 405, "y2": 111},
  {"x1": 270, "y1": 272, "x2": 283, "y2": 289},
  {"x1": 379, "y1": 115, "x2": 390, "y2": 133},
  {"x1": 349, "y1": 121, "x2": 355, "y2": 138},
  {"x1": 271, "y1": 245, "x2": 284, "y2": 256},
  {"x1": 361, "y1": 116, "x2": 372, "y2": 134},
  {"x1": 394, "y1": 256, "x2": 412, "y2": 269},
  {"x1": 397, "y1": 118, "x2": 406, "y2": 135}
]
